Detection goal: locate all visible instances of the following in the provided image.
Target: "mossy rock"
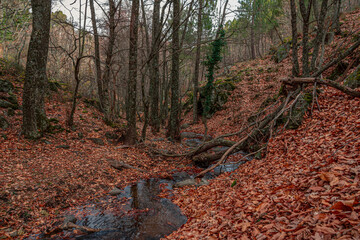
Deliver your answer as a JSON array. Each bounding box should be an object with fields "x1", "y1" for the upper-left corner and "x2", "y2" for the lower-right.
[
  {"x1": 344, "y1": 65, "x2": 360, "y2": 89},
  {"x1": 183, "y1": 76, "x2": 238, "y2": 116},
  {"x1": 286, "y1": 93, "x2": 311, "y2": 129},
  {"x1": 269, "y1": 40, "x2": 291, "y2": 63}
]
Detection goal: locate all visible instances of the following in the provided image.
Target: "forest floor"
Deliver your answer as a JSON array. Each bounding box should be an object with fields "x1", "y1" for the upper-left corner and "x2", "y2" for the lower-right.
[{"x1": 0, "y1": 9, "x2": 360, "y2": 240}]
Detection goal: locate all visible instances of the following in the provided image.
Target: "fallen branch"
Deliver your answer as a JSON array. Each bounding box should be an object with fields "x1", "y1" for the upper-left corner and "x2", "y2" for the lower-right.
[
  {"x1": 195, "y1": 134, "x2": 249, "y2": 178},
  {"x1": 282, "y1": 77, "x2": 360, "y2": 98},
  {"x1": 313, "y1": 38, "x2": 360, "y2": 77},
  {"x1": 107, "y1": 158, "x2": 146, "y2": 172}
]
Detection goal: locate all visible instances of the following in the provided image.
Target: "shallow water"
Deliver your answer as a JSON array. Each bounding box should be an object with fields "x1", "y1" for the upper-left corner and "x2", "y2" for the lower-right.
[
  {"x1": 31, "y1": 136, "x2": 250, "y2": 240},
  {"x1": 62, "y1": 178, "x2": 186, "y2": 240}
]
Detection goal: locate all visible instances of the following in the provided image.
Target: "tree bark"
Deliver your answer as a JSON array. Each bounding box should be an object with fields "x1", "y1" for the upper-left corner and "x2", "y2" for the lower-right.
[
  {"x1": 22, "y1": 0, "x2": 51, "y2": 138},
  {"x1": 101, "y1": 0, "x2": 117, "y2": 122},
  {"x1": 333, "y1": 0, "x2": 342, "y2": 34},
  {"x1": 89, "y1": 0, "x2": 104, "y2": 113},
  {"x1": 167, "y1": 0, "x2": 181, "y2": 140},
  {"x1": 290, "y1": 0, "x2": 300, "y2": 76},
  {"x1": 310, "y1": 0, "x2": 328, "y2": 72},
  {"x1": 149, "y1": 0, "x2": 161, "y2": 132},
  {"x1": 125, "y1": 0, "x2": 139, "y2": 145},
  {"x1": 193, "y1": 0, "x2": 203, "y2": 123},
  {"x1": 299, "y1": 0, "x2": 312, "y2": 76}
]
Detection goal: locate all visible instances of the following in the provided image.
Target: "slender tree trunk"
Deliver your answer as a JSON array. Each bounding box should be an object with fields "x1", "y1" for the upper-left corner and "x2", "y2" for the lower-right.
[
  {"x1": 149, "y1": 0, "x2": 161, "y2": 132},
  {"x1": 89, "y1": 0, "x2": 103, "y2": 111},
  {"x1": 290, "y1": 0, "x2": 300, "y2": 76},
  {"x1": 22, "y1": 0, "x2": 51, "y2": 138},
  {"x1": 102, "y1": 0, "x2": 117, "y2": 122},
  {"x1": 310, "y1": 0, "x2": 328, "y2": 72},
  {"x1": 125, "y1": 0, "x2": 139, "y2": 144},
  {"x1": 250, "y1": 12, "x2": 256, "y2": 60},
  {"x1": 299, "y1": 0, "x2": 312, "y2": 76},
  {"x1": 67, "y1": 58, "x2": 81, "y2": 127},
  {"x1": 193, "y1": 0, "x2": 203, "y2": 123},
  {"x1": 167, "y1": 0, "x2": 181, "y2": 140},
  {"x1": 333, "y1": 0, "x2": 342, "y2": 34}
]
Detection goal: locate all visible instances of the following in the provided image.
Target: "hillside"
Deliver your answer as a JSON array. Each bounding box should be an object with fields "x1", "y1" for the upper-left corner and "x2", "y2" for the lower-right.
[{"x1": 0, "y1": 8, "x2": 360, "y2": 240}]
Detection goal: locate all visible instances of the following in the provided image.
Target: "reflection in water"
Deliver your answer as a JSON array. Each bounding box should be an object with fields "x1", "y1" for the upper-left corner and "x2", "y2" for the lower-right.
[
  {"x1": 31, "y1": 161, "x2": 245, "y2": 240},
  {"x1": 67, "y1": 179, "x2": 187, "y2": 240}
]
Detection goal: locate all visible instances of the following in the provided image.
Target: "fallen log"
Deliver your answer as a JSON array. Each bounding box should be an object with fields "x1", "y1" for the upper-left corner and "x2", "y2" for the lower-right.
[
  {"x1": 282, "y1": 77, "x2": 360, "y2": 98},
  {"x1": 192, "y1": 93, "x2": 291, "y2": 166},
  {"x1": 107, "y1": 158, "x2": 146, "y2": 172}
]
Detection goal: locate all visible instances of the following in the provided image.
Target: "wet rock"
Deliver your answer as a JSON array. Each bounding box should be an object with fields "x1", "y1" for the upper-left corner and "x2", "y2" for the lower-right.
[
  {"x1": 184, "y1": 138, "x2": 203, "y2": 148},
  {"x1": 109, "y1": 187, "x2": 122, "y2": 196},
  {"x1": 56, "y1": 145, "x2": 70, "y2": 149},
  {"x1": 203, "y1": 172, "x2": 216, "y2": 180},
  {"x1": 88, "y1": 138, "x2": 105, "y2": 146},
  {"x1": 174, "y1": 179, "x2": 196, "y2": 188},
  {"x1": 172, "y1": 172, "x2": 191, "y2": 182},
  {"x1": 173, "y1": 178, "x2": 209, "y2": 188}
]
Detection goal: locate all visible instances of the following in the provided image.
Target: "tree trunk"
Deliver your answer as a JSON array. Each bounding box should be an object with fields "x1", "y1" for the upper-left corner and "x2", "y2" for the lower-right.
[
  {"x1": 333, "y1": 0, "x2": 342, "y2": 34},
  {"x1": 67, "y1": 58, "x2": 82, "y2": 127},
  {"x1": 149, "y1": 0, "x2": 161, "y2": 132},
  {"x1": 125, "y1": 0, "x2": 139, "y2": 145},
  {"x1": 101, "y1": 0, "x2": 117, "y2": 122},
  {"x1": 22, "y1": 0, "x2": 51, "y2": 138},
  {"x1": 290, "y1": 0, "x2": 300, "y2": 76},
  {"x1": 299, "y1": 0, "x2": 312, "y2": 76},
  {"x1": 250, "y1": 10, "x2": 256, "y2": 60},
  {"x1": 89, "y1": 0, "x2": 104, "y2": 113},
  {"x1": 167, "y1": 0, "x2": 181, "y2": 140},
  {"x1": 310, "y1": 0, "x2": 328, "y2": 72},
  {"x1": 193, "y1": 0, "x2": 203, "y2": 123}
]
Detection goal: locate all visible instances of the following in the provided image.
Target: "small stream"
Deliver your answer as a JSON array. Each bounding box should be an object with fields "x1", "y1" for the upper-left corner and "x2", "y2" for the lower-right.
[{"x1": 34, "y1": 133, "x2": 252, "y2": 239}]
